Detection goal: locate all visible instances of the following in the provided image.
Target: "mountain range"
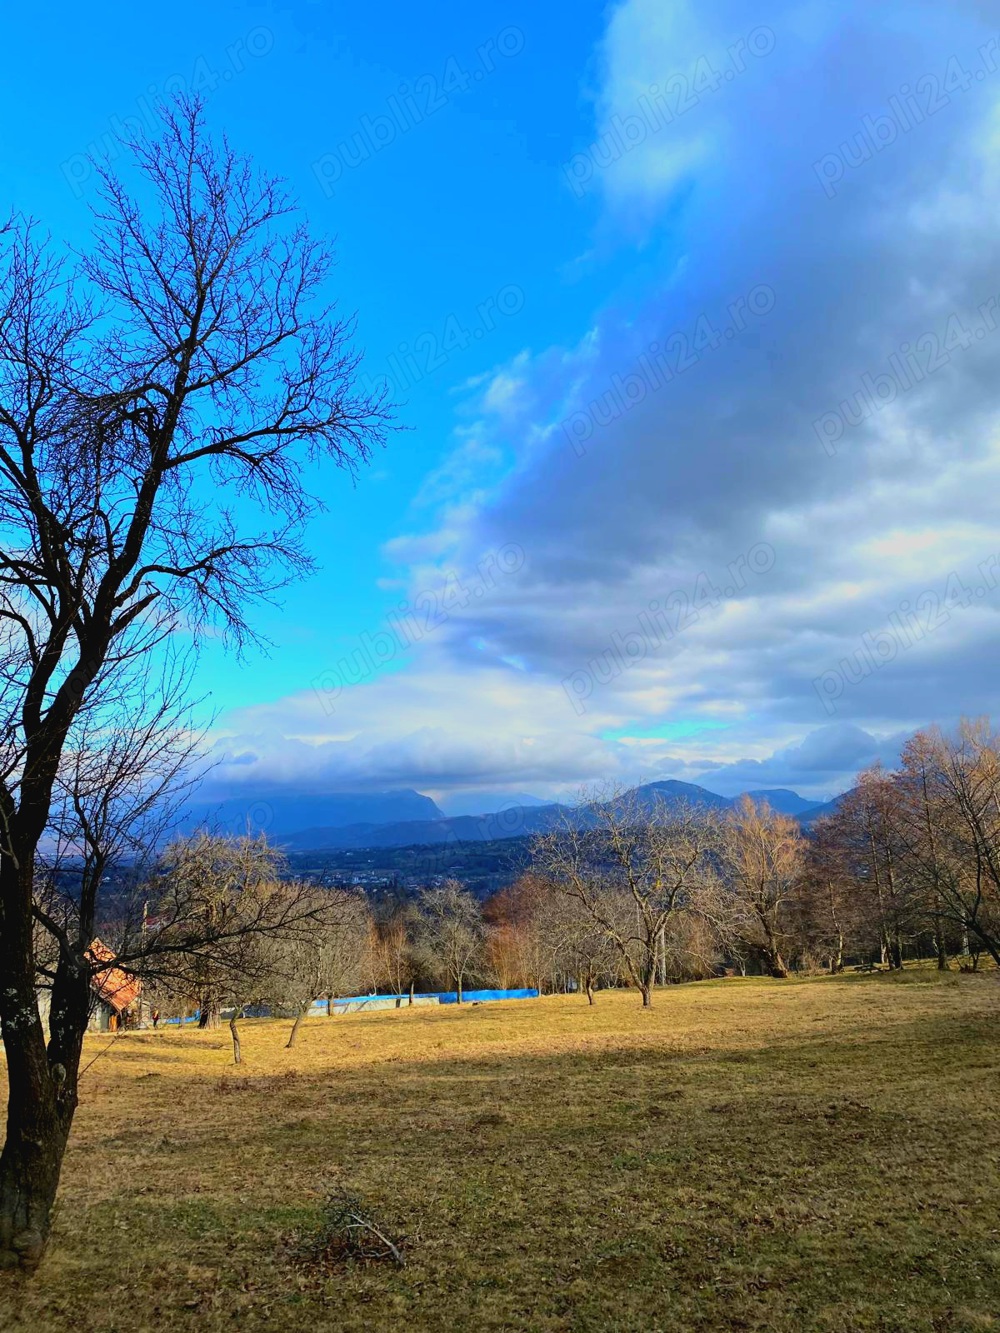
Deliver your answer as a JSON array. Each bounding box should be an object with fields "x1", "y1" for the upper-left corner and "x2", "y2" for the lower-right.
[
  {"x1": 183, "y1": 779, "x2": 846, "y2": 852},
  {"x1": 181, "y1": 788, "x2": 443, "y2": 839}
]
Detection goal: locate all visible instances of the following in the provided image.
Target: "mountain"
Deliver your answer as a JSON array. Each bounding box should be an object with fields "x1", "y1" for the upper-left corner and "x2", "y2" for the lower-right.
[
  {"x1": 742, "y1": 788, "x2": 822, "y2": 816},
  {"x1": 282, "y1": 780, "x2": 732, "y2": 851},
  {"x1": 194, "y1": 778, "x2": 846, "y2": 853},
  {"x1": 281, "y1": 802, "x2": 570, "y2": 851},
  {"x1": 638, "y1": 780, "x2": 732, "y2": 811},
  {"x1": 182, "y1": 788, "x2": 444, "y2": 839},
  {"x1": 798, "y1": 791, "x2": 850, "y2": 825}
]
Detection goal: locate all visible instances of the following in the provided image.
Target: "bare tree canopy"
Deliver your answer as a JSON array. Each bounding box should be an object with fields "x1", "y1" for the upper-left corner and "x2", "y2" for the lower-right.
[
  {"x1": 0, "y1": 97, "x2": 386, "y2": 1270},
  {"x1": 533, "y1": 785, "x2": 719, "y2": 1008},
  {"x1": 414, "y1": 881, "x2": 484, "y2": 1004},
  {"x1": 711, "y1": 795, "x2": 804, "y2": 979}
]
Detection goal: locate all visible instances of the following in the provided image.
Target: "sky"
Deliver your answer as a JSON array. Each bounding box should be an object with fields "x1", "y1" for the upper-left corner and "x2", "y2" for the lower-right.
[{"x1": 7, "y1": 0, "x2": 1000, "y2": 812}]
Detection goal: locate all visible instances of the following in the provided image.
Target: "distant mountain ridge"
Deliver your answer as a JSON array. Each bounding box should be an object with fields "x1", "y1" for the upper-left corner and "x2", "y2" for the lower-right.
[
  {"x1": 278, "y1": 780, "x2": 840, "y2": 852},
  {"x1": 797, "y1": 792, "x2": 849, "y2": 825},
  {"x1": 179, "y1": 776, "x2": 847, "y2": 852},
  {"x1": 743, "y1": 788, "x2": 823, "y2": 816},
  {"x1": 181, "y1": 788, "x2": 444, "y2": 839}
]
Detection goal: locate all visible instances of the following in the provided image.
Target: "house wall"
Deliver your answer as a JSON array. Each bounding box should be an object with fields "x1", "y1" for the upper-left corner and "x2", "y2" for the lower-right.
[{"x1": 88, "y1": 1001, "x2": 113, "y2": 1033}]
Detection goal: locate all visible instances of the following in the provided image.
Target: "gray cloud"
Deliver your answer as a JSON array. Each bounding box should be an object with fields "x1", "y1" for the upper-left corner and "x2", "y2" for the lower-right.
[
  {"x1": 209, "y1": 0, "x2": 1000, "y2": 802},
  {"x1": 398, "y1": 0, "x2": 1000, "y2": 763}
]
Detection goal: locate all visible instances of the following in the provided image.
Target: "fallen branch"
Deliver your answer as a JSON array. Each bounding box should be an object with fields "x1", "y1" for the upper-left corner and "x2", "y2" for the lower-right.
[{"x1": 342, "y1": 1214, "x2": 405, "y2": 1266}]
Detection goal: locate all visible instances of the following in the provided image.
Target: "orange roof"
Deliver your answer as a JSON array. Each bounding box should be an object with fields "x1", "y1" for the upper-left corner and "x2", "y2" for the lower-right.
[{"x1": 87, "y1": 940, "x2": 141, "y2": 1013}]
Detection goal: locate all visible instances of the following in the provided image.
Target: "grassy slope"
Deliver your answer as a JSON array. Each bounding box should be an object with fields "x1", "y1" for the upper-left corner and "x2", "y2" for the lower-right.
[{"x1": 2, "y1": 970, "x2": 999, "y2": 1332}]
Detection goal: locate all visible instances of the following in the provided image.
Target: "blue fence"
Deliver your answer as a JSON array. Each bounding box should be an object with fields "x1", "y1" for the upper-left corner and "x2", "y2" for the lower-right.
[
  {"x1": 309, "y1": 987, "x2": 539, "y2": 1014},
  {"x1": 436, "y1": 988, "x2": 538, "y2": 1005},
  {"x1": 159, "y1": 988, "x2": 541, "y2": 1024}
]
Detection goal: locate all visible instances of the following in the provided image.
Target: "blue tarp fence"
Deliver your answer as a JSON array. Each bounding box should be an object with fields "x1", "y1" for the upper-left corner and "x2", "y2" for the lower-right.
[
  {"x1": 436, "y1": 988, "x2": 538, "y2": 1004},
  {"x1": 309, "y1": 987, "x2": 539, "y2": 1014},
  {"x1": 157, "y1": 989, "x2": 541, "y2": 1023}
]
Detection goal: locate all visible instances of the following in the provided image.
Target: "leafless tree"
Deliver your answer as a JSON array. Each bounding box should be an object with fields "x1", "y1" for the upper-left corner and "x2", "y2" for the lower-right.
[
  {"x1": 33, "y1": 648, "x2": 204, "y2": 979},
  {"x1": 896, "y1": 721, "x2": 1000, "y2": 967},
  {"x1": 272, "y1": 887, "x2": 371, "y2": 1047},
  {"x1": 414, "y1": 880, "x2": 484, "y2": 1004},
  {"x1": 137, "y1": 832, "x2": 287, "y2": 1029},
  {"x1": 710, "y1": 796, "x2": 804, "y2": 979},
  {"x1": 795, "y1": 817, "x2": 855, "y2": 973},
  {"x1": 550, "y1": 889, "x2": 620, "y2": 1002},
  {"x1": 481, "y1": 874, "x2": 566, "y2": 994},
  {"x1": 817, "y1": 766, "x2": 918, "y2": 968},
  {"x1": 366, "y1": 897, "x2": 419, "y2": 999},
  {"x1": 0, "y1": 97, "x2": 386, "y2": 1268},
  {"x1": 533, "y1": 786, "x2": 719, "y2": 1008}
]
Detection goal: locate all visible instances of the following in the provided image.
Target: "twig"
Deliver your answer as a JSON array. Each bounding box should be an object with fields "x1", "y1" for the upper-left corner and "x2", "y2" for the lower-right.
[
  {"x1": 344, "y1": 1214, "x2": 405, "y2": 1265},
  {"x1": 78, "y1": 1031, "x2": 121, "y2": 1080}
]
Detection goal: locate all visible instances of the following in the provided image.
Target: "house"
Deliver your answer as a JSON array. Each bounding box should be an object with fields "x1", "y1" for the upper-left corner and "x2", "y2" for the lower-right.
[{"x1": 86, "y1": 940, "x2": 142, "y2": 1032}]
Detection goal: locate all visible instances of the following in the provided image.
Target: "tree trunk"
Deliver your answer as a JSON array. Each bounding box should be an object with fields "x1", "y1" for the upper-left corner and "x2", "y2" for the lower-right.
[
  {"x1": 456, "y1": 977, "x2": 463, "y2": 1004},
  {"x1": 969, "y1": 921, "x2": 1000, "y2": 969},
  {"x1": 0, "y1": 1089, "x2": 67, "y2": 1273},
  {"x1": 832, "y1": 930, "x2": 844, "y2": 974},
  {"x1": 0, "y1": 909, "x2": 90, "y2": 1272},
  {"x1": 933, "y1": 896, "x2": 948, "y2": 971},
  {"x1": 286, "y1": 1004, "x2": 308, "y2": 1049},
  {"x1": 640, "y1": 984, "x2": 652, "y2": 1008},
  {"x1": 585, "y1": 974, "x2": 595, "y2": 1005},
  {"x1": 199, "y1": 995, "x2": 221, "y2": 1029},
  {"x1": 764, "y1": 948, "x2": 789, "y2": 979},
  {"x1": 408, "y1": 981, "x2": 414, "y2": 1007},
  {"x1": 230, "y1": 1012, "x2": 242, "y2": 1064}
]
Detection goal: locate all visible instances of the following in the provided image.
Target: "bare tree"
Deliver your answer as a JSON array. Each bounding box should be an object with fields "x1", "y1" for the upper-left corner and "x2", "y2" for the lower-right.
[
  {"x1": 106, "y1": 834, "x2": 340, "y2": 1066},
  {"x1": 897, "y1": 722, "x2": 1000, "y2": 967},
  {"x1": 533, "y1": 786, "x2": 718, "y2": 1008},
  {"x1": 550, "y1": 888, "x2": 620, "y2": 1003},
  {"x1": 482, "y1": 874, "x2": 566, "y2": 994},
  {"x1": 367, "y1": 897, "x2": 419, "y2": 1000},
  {"x1": 818, "y1": 766, "x2": 918, "y2": 968},
  {"x1": 0, "y1": 98, "x2": 386, "y2": 1268},
  {"x1": 712, "y1": 796, "x2": 803, "y2": 979},
  {"x1": 139, "y1": 832, "x2": 289, "y2": 1033},
  {"x1": 415, "y1": 880, "x2": 484, "y2": 1004},
  {"x1": 273, "y1": 887, "x2": 371, "y2": 1047},
  {"x1": 796, "y1": 817, "x2": 855, "y2": 973},
  {"x1": 29, "y1": 652, "x2": 202, "y2": 1027}
]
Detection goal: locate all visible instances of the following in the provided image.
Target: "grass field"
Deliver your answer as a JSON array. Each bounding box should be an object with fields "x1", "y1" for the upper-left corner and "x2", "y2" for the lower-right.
[{"x1": 2, "y1": 970, "x2": 999, "y2": 1331}]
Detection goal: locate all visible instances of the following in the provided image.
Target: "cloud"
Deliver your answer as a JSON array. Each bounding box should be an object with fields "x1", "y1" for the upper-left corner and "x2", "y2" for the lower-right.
[
  {"x1": 696, "y1": 723, "x2": 909, "y2": 798},
  {"x1": 209, "y1": 1, "x2": 1000, "y2": 801}
]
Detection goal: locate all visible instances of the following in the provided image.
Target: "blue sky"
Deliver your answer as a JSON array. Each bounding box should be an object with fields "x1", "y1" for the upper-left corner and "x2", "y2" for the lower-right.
[
  {"x1": 0, "y1": 0, "x2": 610, "y2": 704},
  {"x1": 8, "y1": 1, "x2": 1000, "y2": 810}
]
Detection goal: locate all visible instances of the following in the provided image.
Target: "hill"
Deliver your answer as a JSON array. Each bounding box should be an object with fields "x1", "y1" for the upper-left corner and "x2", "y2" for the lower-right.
[{"x1": 8, "y1": 971, "x2": 998, "y2": 1331}]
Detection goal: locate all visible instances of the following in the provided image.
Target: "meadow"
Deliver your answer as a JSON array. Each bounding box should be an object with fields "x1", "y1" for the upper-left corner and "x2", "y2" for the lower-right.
[{"x1": 2, "y1": 970, "x2": 999, "y2": 1332}]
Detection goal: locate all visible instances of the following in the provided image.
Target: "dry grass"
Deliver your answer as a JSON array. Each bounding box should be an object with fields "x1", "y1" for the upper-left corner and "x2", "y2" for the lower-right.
[{"x1": 2, "y1": 969, "x2": 1000, "y2": 1331}]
